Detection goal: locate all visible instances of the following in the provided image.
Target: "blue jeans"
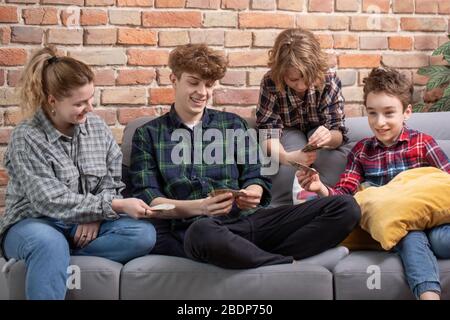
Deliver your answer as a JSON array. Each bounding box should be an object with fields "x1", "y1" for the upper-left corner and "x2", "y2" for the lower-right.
[
  {"x1": 2, "y1": 216, "x2": 156, "y2": 300},
  {"x1": 394, "y1": 224, "x2": 450, "y2": 299},
  {"x1": 429, "y1": 224, "x2": 450, "y2": 259}
]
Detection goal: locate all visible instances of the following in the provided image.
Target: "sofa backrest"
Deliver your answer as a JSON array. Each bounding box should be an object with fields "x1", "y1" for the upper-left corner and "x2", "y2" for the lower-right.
[
  {"x1": 120, "y1": 111, "x2": 450, "y2": 199},
  {"x1": 122, "y1": 116, "x2": 154, "y2": 168}
]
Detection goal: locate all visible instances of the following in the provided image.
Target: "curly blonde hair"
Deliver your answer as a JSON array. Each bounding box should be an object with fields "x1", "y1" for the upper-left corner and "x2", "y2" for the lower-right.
[
  {"x1": 268, "y1": 28, "x2": 329, "y2": 92},
  {"x1": 168, "y1": 43, "x2": 227, "y2": 81}
]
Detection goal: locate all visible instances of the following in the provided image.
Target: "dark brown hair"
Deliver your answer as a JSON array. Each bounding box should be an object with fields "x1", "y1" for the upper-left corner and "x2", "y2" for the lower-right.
[
  {"x1": 17, "y1": 46, "x2": 94, "y2": 117},
  {"x1": 363, "y1": 66, "x2": 413, "y2": 111},
  {"x1": 168, "y1": 43, "x2": 227, "y2": 81}
]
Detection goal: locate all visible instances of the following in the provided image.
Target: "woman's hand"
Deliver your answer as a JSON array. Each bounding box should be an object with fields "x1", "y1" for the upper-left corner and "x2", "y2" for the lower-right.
[
  {"x1": 74, "y1": 221, "x2": 101, "y2": 248},
  {"x1": 113, "y1": 198, "x2": 153, "y2": 219}
]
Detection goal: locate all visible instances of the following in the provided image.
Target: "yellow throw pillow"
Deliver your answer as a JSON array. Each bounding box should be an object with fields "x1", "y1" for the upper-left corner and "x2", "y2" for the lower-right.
[
  {"x1": 340, "y1": 226, "x2": 383, "y2": 251},
  {"x1": 354, "y1": 167, "x2": 450, "y2": 251}
]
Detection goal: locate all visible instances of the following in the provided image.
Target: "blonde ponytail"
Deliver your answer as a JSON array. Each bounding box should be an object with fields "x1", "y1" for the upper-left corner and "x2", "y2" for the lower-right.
[
  {"x1": 17, "y1": 47, "x2": 55, "y2": 118},
  {"x1": 17, "y1": 46, "x2": 94, "y2": 118}
]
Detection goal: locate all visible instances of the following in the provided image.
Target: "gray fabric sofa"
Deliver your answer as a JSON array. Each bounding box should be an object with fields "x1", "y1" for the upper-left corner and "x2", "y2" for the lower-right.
[{"x1": 1, "y1": 111, "x2": 450, "y2": 300}]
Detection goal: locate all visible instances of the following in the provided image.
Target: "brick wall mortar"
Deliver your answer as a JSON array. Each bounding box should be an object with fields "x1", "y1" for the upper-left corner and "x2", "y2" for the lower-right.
[{"x1": 0, "y1": 0, "x2": 448, "y2": 209}]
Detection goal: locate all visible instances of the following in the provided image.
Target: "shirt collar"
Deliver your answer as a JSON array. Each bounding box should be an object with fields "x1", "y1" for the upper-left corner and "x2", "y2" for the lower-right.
[
  {"x1": 372, "y1": 126, "x2": 410, "y2": 148},
  {"x1": 285, "y1": 81, "x2": 323, "y2": 106},
  {"x1": 34, "y1": 109, "x2": 87, "y2": 144},
  {"x1": 168, "y1": 103, "x2": 214, "y2": 130}
]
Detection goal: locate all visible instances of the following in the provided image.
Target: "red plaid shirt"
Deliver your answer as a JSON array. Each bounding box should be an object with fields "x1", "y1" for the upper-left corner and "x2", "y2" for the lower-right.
[
  {"x1": 256, "y1": 70, "x2": 347, "y2": 142},
  {"x1": 328, "y1": 127, "x2": 450, "y2": 196}
]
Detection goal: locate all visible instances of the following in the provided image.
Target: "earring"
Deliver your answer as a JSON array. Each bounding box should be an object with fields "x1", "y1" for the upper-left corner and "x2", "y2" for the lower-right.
[{"x1": 50, "y1": 109, "x2": 56, "y2": 116}]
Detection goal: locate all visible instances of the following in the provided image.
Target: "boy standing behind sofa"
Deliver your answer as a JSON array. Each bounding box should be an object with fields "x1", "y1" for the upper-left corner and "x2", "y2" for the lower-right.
[{"x1": 297, "y1": 66, "x2": 450, "y2": 300}]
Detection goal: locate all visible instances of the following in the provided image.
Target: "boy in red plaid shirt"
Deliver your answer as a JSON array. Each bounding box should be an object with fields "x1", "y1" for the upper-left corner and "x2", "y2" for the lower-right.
[{"x1": 297, "y1": 66, "x2": 450, "y2": 300}]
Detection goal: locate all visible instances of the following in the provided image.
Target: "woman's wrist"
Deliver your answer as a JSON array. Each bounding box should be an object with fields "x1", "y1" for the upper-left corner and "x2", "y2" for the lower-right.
[{"x1": 112, "y1": 198, "x2": 124, "y2": 212}]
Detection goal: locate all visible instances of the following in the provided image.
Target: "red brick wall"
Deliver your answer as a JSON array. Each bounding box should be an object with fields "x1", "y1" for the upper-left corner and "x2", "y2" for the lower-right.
[{"x1": 0, "y1": 0, "x2": 449, "y2": 211}]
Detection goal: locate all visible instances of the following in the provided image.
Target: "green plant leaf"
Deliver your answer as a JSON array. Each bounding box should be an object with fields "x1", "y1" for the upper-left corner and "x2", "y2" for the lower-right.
[
  {"x1": 413, "y1": 101, "x2": 427, "y2": 113},
  {"x1": 426, "y1": 73, "x2": 450, "y2": 90},
  {"x1": 433, "y1": 40, "x2": 450, "y2": 55},
  {"x1": 429, "y1": 96, "x2": 450, "y2": 112},
  {"x1": 432, "y1": 40, "x2": 450, "y2": 64},
  {"x1": 415, "y1": 38, "x2": 450, "y2": 112},
  {"x1": 443, "y1": 84, "x2": 450, "y2": 98},
  {"x1": 417, "y1": 65, "x2": 448, "y2": 77}
]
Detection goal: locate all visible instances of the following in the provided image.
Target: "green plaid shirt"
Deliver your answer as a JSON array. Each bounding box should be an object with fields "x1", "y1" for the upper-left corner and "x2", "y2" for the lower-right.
[{"x1": 129, "y1": 105, "x2": 272, "y2": 227}]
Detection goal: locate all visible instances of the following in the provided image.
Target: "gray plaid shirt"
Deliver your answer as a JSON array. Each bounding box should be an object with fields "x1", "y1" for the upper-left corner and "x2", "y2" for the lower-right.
[{"x1": 0, "y1": 109, "x2": 124, "y2": 256}]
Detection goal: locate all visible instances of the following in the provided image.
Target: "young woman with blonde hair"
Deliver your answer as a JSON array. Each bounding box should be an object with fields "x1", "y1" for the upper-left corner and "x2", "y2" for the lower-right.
[{"x1": 0, "y1": 47, "x2": 156, "y2": 299}]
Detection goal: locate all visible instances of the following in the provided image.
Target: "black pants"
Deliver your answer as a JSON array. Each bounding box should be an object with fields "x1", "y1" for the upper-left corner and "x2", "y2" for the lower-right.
[{"x1": 150, "y1": 195, "x2": 360, "y2": 269}]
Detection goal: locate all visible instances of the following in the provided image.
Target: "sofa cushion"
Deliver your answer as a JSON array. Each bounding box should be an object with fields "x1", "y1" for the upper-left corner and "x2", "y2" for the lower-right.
[
  {"x1": 120, "y1": 255, "x2": 333, "y2": 300},
  {"x1": 0, "y1": 258, "x2": 7, "y2": 300},
  {"x1": 5, "y1": 256, "x2": 122, "y2": 300},
  {"x1": 436, "y1": 140, "x2": 450, "y2": 159},
  {"x1": 334, "y1": 251, "x2": 450, "y2": 299},
  {"x1": 340, "y1": 226, "x2": 382, "y2": 251},
  {"x1": 121, "y1": 116, "x2": 154, "y2": 198},
  {"x1": 355, "y1": 167, "x2": 450, "y2": 250},
  {"x1": 407, "y1": 111, "x2": 450, "y2": 140},
  {"x1": 266, "y1": 128, "x2": 308, "y2": 207},
  {"x1": 122, "y1": 116, "x2": 154, "y2": 168}
]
